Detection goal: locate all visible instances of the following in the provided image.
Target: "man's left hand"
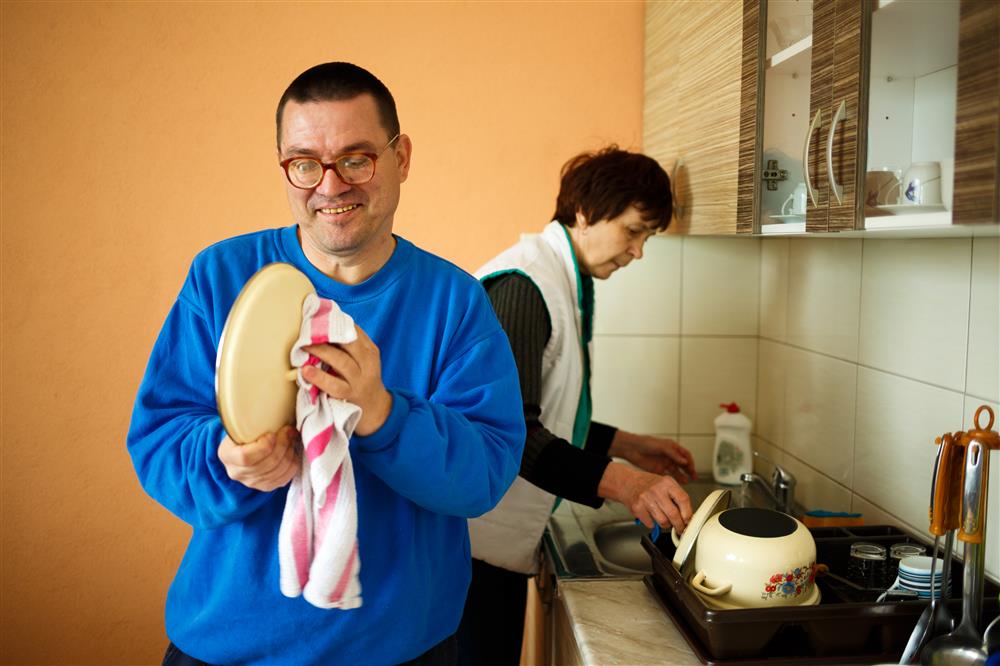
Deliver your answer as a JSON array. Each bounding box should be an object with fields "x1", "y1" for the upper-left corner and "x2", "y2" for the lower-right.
[
  {"x1": 609, "y1": 431, "x2": 698, "y2": 483},
  {"x1": 302, "y1": 324, "x2": 393, "y2": 437}
]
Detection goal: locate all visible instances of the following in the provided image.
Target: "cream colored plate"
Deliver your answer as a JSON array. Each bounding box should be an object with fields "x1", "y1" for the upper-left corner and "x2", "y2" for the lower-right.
[
  {"x1": 215, "y1": 263, "x2": 315, "y2": 444},
  {"x1": 696, "y1": 582, "x2": 821, "y2": 611},
  {"x1": 672, "y1": 489, "x2": 731, "y2": 574}
]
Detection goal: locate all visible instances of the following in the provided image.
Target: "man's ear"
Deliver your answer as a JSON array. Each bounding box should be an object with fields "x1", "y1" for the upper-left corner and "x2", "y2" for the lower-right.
[{"x1": 395, "y1": 134, "x2": 412, "y2": 183}]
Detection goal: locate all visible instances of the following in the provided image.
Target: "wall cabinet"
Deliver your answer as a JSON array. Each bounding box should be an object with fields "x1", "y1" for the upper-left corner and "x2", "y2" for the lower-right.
[
  {"x1": 645, "y1": 0, "x2": 999, "y2": 235},
  {"x1": 755, "y1": 0, "x2": 999, "y2": 234},
  {"x1": 644, "y1": 2, "x2": 746, "y2": 234}
]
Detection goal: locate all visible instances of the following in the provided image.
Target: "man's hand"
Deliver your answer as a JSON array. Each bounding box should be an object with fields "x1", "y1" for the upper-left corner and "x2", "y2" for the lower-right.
[
  {"x1": 598, "y1": 462, "x2": 693, "y2": 533},
  {"x1": 301, "y1": 324, "x2": 392, "y2": 436},
  {"x1": 218, "y1": 424, "x2": 301, "y2": 491},
  {"x1": 609, "y1": 430, "x2": 697, "y2": 483}
]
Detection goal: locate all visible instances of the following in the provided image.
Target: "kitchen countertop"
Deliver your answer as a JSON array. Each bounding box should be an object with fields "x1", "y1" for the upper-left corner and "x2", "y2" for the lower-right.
[{"x1": 558, "y1": 578, "x2": 701, "y2": 665}]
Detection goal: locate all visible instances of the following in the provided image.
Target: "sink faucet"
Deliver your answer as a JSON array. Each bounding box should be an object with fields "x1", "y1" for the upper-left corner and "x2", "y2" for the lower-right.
[{"x1": 740, "y1": 451, "x2": 797, "y2": 515}]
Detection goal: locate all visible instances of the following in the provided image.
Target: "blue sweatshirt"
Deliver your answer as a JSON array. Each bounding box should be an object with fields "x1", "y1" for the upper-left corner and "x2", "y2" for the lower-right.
[{"x1": 127, "y1": 226, "x2": 525, "y2": 666}]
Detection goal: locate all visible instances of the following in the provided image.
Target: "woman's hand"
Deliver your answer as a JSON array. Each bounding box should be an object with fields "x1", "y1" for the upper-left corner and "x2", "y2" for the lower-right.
[
  {"x1": 598, "y1": 462, "x2": 692, "y2": 533},
  {"x1": 609, "y1": 430, "x2": 697, "y2": 482},
  {"x1": 217, "y1": 424, "x2": 302, "y2": 491}
]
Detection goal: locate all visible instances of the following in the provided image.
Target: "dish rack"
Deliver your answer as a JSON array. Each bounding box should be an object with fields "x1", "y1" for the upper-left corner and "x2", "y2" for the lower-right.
[{"x1": 642, "y1": 525, "x2": 1000, "y2": 665}]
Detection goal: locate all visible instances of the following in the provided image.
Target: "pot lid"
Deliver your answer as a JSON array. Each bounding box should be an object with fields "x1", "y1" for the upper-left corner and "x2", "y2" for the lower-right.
[
  {"x1": 672, "y1": 488, "x2": 731, "y2": 575},
  {"x1": 215, "y1": 262, "x2": 315, "y2": 444}
]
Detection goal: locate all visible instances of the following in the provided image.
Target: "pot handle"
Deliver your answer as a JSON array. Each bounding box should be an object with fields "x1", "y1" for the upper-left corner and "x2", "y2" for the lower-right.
[
  {"x1": 690, "y1": 571, "x2": 732, "y2": 597},
  {"x1": 671, "y1": 527, "x2": 681, "y2": 547}
]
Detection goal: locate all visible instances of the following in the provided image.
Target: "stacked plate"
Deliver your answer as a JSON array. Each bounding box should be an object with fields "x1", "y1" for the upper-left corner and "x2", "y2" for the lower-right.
[{"x1": 895, "y1": 555, "x2": 951, "y2": 599}]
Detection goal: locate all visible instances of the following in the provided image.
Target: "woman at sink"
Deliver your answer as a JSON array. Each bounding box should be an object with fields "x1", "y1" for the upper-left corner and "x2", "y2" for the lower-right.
[{"x1": 459, "y1": 146, "x2": 697, "y2": 666}]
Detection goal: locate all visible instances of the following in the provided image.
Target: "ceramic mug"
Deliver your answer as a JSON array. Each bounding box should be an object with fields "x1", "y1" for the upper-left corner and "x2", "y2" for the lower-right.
[
  {"x1": 865, "y1": 169, "x2": 901, "y2": 207},
  {"x1": 688, "y1": 507, "x2": 818, "y2": 608},
  {"x1": 769, "y1": 15, "x2": 810, "y2": 50},
  {"x1": 902, "y1": 161, "x2": 942, "y2": 205},
  {"x1": 781, "y1": 182, "x2": 808, "y2": 216}
]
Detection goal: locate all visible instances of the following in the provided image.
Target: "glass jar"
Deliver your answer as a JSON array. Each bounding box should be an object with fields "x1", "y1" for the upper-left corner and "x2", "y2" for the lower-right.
[
  {"x1": 887, "y1": 542, "x2": 926, "y2": 587},
  {"x1": 846, "y1": 542, "x2": 887, "y2": 590}
]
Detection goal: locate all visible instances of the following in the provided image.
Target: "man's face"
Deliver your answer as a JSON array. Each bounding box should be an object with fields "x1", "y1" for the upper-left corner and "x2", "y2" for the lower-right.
[{"x1": 278, "y1": 94, "x2": 410, "y2": 266}]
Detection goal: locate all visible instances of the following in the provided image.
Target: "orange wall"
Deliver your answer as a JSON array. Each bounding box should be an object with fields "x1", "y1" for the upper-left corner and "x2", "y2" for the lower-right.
[{"x1": 0, "y1": 2, "x2": 643, "y2": 663}]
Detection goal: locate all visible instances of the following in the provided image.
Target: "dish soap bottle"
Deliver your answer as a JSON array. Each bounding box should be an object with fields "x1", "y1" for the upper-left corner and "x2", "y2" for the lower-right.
[{"x1": 712, "y1": 402, "x2": 752, "y2": 485}]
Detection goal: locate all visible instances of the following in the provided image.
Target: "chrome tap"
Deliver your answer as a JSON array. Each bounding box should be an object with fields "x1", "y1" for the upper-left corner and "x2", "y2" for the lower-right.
[{"x1": 740, "y1": 451, "x2": 797, "y2": 515}]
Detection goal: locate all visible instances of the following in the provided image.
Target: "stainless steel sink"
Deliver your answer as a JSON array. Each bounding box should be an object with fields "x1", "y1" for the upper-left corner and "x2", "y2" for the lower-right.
[
  {"x1": 544, "y1": 476, "x2": 785, "y2": 579},
  {"x1": 593, "y1": 521, "x2": 651, "y2": 571}
]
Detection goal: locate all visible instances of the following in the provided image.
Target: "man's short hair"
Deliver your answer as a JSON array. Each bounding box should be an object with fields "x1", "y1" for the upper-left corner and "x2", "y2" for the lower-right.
[
  {"x1": 276, "y1": 62, "x2": 400, "y2": 150},
  {"x1": 552, "y1": 146, "x2": 673, "y2": 231}
]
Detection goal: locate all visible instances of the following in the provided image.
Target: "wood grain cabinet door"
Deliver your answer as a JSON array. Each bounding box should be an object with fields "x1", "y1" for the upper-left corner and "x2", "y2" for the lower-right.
[
  {"x1": 803, "y1": 0, "x2": 867, "y2": 233},
  {"x1": 953, "y1": 0, "x2": 1000, "y2": 225},
  {"x1": 645, "y1": 1, "x2": 747, "y2": 235}
]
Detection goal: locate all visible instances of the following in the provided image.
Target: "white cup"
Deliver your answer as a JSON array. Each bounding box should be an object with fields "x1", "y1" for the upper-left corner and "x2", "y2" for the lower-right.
[
  {"x1": 770, "y1": 15, "x2": 811, "y2": 50},
  {"x1": 781, "y1": 182, "x2": 808, "y2": 216},
  {"x1": 902, "y1": 161, "x2": 942, "y2": 205},
  {"x1": 940, "y1": 158, "x2": 954, "y2": 210}
]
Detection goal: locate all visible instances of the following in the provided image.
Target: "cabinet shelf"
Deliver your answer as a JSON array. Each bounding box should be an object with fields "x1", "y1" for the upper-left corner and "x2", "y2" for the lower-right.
[
  {"x1": 864, "y1": 209, "x2": 951, "y2": 229},
  {"x1": 767, "y1": 35, "x2": 811, "y2": 71},
  {"x1": 761, "y1": 221, "x2": 806, "y2": 235}
]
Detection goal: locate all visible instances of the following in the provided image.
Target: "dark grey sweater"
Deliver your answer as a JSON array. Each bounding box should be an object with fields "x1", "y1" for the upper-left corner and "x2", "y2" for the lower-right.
[{"x1": 484, "y1": 272, "x2": 615, "y2": 508}]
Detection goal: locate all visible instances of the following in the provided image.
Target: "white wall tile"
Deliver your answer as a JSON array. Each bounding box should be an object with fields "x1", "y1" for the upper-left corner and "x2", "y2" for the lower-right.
[
  {"x1": 966, "y1": 237, "x2": 999, "y2": 402},
  {"x1": 594, "y1": 235, "x2": 682, "y2": 336},
  {"x1": 678, "y1": 337, "x2": 757, "y2": 434},
  {"x1": 676, "y1": 435, "x2": 715, "y2": 478},
  {"x1": 681, "y1": 237, "x2": 760, "y2": 335},
  {"x1": 756, "y1": 339, "x2": 787, "y2": 447},
  {"x1": 787, "y1": 238, "x2": 863, "y2": 361},
  {"x1": 760, "y1": 238, "x2": 789, "y2": 342},
  {"x1": 752, "y1": 435, "x2": 785, "y2": 471},
  {"x1": 859, "y1": 238, "x2": 971, "y2": 391},
  {"x1": 782, "y1": 347, "x2": 857, "y2": 486},
  {"x1": 962, "y1": 397, "x2": 1000, "y2": 582},
  {"x1": 592, "y1": 336, "x2": 679, "y2": 434},
  {"x1": 851, "y1": 494, "x2": 921, "y2": 536},
  {"x1": 777, "y1": 456, "x2": 854, "y2": 514},
  {"x1": 853, "y1": 367, "x2": 965, "y2": 537}
]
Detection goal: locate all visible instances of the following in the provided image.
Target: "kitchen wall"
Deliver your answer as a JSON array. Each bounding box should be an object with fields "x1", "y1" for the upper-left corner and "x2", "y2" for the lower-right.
[
  {"x1": 0, "y1": 3, "x2": 644, "y2": 664},
  {"x1": 593, "y1": 234, "x2": 1000, "y2": 581}
]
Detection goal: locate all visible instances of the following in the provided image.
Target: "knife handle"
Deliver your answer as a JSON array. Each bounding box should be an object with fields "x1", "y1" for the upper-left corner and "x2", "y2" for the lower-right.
[
  {"x1": 958, "y1": 440, "x2": 990, "y2": 544},
  {"x1": 929, "y1": 436, "x2": 946, "y2": 534},
  {"x1": 943, "y1": 438, "x2": 966, "y2": 531},
  {"x1": 930, "y1": 433, "x2": 963, "y2": 535}
]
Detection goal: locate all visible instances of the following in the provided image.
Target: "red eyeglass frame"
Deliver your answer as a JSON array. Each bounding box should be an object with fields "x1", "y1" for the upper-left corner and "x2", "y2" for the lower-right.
[{"x1": 279, "y1": 134, "x2": 400, "y2": 189}]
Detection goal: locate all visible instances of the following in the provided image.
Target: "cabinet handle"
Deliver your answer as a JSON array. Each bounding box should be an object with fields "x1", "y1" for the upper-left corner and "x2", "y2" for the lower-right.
[
  {"x1": 826, "y1": 100, "x2": 846, "y2": 206},
  {"x1": 803, "y1": 109, "x2": 822, "y2": 208}
]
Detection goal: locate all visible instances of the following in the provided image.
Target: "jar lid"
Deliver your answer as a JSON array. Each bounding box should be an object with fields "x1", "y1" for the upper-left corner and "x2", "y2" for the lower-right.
[{"x1": 850, "y1": 542, "x2": 887, "y2": 561}]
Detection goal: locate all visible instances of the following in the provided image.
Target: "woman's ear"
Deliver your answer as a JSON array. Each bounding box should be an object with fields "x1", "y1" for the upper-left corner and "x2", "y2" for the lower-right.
[{"x1": 575, "y1": 210, "x2": 587, "y2": 230}]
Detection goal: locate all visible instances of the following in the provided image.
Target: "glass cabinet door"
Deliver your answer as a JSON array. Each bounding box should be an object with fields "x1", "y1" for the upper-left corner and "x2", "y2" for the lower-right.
[
  {"x1": 752, "y1": 0, "x2": 991, "y2": 233},
  {"x1": 758, "y1": 0, "x2": 814, "y2": 233},
  {"x1": 864, "y1": 0, "x2": 960, "y2": 230}
]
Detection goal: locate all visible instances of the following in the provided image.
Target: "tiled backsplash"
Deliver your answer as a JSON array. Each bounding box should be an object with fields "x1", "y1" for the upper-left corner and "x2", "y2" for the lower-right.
[{"x1": 592, "y1": 234, "x2": 1000, "y2": 580}]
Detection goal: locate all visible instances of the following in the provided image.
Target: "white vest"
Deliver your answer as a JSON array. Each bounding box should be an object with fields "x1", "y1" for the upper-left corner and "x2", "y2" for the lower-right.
[{"x1": 468, "y1": 222, "x2": 590, "y2": 574}]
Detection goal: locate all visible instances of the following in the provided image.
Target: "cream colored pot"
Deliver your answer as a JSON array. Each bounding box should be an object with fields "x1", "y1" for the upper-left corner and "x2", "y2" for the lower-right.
[{"x1": 689, "y1": 507, "x2": 818, "y2": 609}]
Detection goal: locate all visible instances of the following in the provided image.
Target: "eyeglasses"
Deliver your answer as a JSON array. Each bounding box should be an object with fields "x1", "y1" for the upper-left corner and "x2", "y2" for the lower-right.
[{"x1": 280, "y1": 133, "x2": 400, "y2": 189}]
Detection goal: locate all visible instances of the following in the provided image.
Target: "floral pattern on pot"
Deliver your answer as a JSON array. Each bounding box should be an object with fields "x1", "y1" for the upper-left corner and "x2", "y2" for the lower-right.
[{"x1": 762, "y1": 562, "x2": 817, "y2": 600}]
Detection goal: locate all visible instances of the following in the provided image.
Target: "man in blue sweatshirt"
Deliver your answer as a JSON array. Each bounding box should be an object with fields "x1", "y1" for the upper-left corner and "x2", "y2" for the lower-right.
[{"x1": 127, "y1": 62, "x2": 525, "y2": 666}]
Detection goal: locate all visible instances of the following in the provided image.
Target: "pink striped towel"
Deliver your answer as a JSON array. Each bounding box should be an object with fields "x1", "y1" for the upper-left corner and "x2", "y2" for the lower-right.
[{"x1": 278, "y1": 293, "x2": 363, "y2": 609}]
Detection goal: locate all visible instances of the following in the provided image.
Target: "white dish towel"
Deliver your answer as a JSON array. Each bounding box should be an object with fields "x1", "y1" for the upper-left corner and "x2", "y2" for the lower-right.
[{"x1": 278, "y1": 293, "x2": 363, "y2": 609}]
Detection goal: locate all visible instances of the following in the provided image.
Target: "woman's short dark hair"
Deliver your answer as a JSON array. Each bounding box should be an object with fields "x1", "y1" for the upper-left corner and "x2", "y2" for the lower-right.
[
  {"x1": 552, "y1": 146, "x2": 672, "y2": 231},
  {"x1": 275, "y1": 62, "x2": 399, "y2": 149}
]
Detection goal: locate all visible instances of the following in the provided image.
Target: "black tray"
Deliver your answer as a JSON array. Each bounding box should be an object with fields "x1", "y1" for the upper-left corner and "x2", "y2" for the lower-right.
[{"x1": 643, "y1": 525, "x2": 1000, "y2": 663}]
